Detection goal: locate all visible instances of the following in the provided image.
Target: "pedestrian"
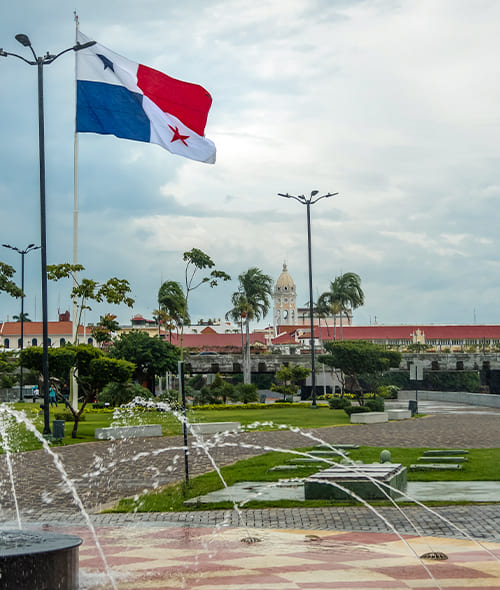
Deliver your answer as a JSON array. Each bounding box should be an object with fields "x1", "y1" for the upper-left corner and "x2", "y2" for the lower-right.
[
  {"x1": 49, "y1": 385, "x2": 58, "y2": 407},
  {"x1": 32, "y1": 385, "x2": 39, "y2": 403}
]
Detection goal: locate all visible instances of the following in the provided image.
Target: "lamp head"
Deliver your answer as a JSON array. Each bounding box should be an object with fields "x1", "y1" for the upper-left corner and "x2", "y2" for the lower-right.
[
  {"x1": 74, "y1": 40, "x2": 96, "y2": 51},
  {"x1": 15, "y1": 34, "x2": 31, "y2": 47},
  {"x1": 311, "y1": 190, "x2": 319, "y2": 197},
  {"x1": 27, "y1": 243, "x2": 35, "y2": 249}
]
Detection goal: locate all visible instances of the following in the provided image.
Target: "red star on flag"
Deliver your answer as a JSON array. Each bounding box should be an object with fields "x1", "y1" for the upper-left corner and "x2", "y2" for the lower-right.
[{"x1": 169, "y1": 125, "x2": 189, "y2": 146}]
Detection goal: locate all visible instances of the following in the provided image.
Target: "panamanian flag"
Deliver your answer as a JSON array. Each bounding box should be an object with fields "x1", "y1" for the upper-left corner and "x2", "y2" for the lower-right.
[{"x1": 76, "y1": 32, "x2": 216, "y2": 164}]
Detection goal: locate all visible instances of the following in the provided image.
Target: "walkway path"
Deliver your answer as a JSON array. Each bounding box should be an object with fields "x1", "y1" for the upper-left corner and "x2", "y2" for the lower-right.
[{"x1": 0, "y1": 406, "x2": 497, "y2": 541}]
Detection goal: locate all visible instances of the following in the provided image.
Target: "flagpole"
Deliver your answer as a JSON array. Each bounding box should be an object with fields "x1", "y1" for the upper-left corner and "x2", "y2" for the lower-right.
[{"x1": 71, "y1": 10, "x2": 80, "y2": 409}]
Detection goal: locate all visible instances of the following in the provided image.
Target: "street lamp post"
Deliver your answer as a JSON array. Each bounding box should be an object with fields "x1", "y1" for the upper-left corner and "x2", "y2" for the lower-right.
[
  {"x1": 0, "y1": 34, "x2": 95, "y2": 433},
  {"x1": 2, "y1": 243, "x2": 40, "y2": 400},
  {"x1": 277, "y1": 191, "x2": 338, "y2": 407}
]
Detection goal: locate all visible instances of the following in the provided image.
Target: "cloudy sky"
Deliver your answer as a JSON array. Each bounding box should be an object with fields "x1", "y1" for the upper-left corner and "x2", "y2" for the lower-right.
[{"x1": 1, "y1": 0, "x2": 499, "y2": 329}]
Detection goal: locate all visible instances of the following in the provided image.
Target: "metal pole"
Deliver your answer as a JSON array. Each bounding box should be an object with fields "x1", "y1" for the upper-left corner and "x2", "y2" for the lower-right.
[
  {"x1": 178, "y1": 360, "x2": 189, "y2": 485},
  {"x1": 19, "y1": 251, "x2": 25, "y2": 401},
  {"x1": 306, "y1": 202, "x2": 317, "y2": 408},
  {"x1": 37, "y1": 58, "x2": 50, "y2": 435}
]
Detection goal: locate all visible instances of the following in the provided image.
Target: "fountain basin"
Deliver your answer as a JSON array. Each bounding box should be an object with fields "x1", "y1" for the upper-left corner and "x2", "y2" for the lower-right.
[{"x1": 0, "y1": 530, "x2": 82, "y2": 590}]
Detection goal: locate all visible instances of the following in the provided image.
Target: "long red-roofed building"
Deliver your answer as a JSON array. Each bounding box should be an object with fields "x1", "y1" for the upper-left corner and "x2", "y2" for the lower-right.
[{"x1": 275, "y1": 324, "x2": 500, "y2": 352}]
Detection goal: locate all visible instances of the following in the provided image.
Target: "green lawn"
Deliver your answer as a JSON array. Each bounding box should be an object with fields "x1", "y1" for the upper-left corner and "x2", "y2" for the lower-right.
[
  {"x1": 190, "y1": 404, "x2": 351, "y2": 430},
  {"x1": 1, "y1": 402, "x2": 349, "y2": 450},
  {"x1": 108, "y1": 446, "x2": 500, "y2": 513}
]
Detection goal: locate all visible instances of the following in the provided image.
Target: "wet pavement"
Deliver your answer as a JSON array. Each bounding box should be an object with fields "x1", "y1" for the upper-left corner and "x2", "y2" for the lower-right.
[{"x1": 0, "y1": 399, "x2": 500, "y2": 587}]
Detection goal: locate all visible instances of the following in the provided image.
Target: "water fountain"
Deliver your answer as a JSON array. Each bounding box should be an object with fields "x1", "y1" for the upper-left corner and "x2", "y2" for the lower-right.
[{"x1": 0, "y1": 399, "x2": 498, "y2": 589}]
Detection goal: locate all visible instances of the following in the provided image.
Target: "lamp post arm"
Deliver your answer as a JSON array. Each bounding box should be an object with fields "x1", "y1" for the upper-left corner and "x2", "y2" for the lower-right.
[
  {"x1": 0, "y1": 50, "x2": 35, "y2": 65},
  {"x1": 277, "y1": 193, "x2": 307, "y2": 205},
  {"x1": 310, "y1": 192, "x2": 339, "y2": 205}
]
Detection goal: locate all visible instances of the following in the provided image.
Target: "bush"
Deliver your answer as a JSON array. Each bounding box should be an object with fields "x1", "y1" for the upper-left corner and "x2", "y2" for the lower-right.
[
  {"x1": 365, "y1": 396, "x2": 385, "y2": 412},
  {"x1": 377, "y1": 385, "x2": 399, "y2": 399},
  {"x1": 99, "y1": 382, "x2": 153, "y2": 407},
  {"x1": 235, "y1": 383, "x2": 259, "y2": 404},
  {"x1": 329, "y1": 396, "x2": 352, "y2": 410}
]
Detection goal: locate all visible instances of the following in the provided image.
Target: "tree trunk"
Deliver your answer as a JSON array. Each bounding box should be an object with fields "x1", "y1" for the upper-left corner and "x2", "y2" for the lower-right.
[{"x1": 243, "y1": 318, "x2": 251, "y2": 384}]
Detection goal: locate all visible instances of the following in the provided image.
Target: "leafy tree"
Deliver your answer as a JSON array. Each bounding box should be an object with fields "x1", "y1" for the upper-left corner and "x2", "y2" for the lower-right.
[
  {"x1": 210, "y1": 373, "x2": 237, "y2": 404},
  {"x1": 109, "y1": 330, "x2": 179, "y2": 393},
  {"x1": 19, "y1": 345, "x2": 134, "y2": 437},
  {"x1": 179, "y1": 249, "x2": 230, "y2": 357},
  {"x1": 271, "y1": 364, "x2": 311, "y2": 401},
  {"x1": 99, "y1": 381, "x2": 152, "y2": 406},
  {"x1": 47, "y1": 263, "x2": 135, "y2": 407},
  {"x1": 226, "y1": 267, "x2": 273, "y2": 384},
  {"x1": 0, "y1": 351, "x2": 18, "y2": 389},
  {"x1": 91, "y1": 313, "x2": 120, "y2": 348},
  {"x1": 235, "y1": 382, "x2": 259, "y2": 404},
  {"x1": 0, "y1": 262, "x2": 22, "y2": 298},
  {"x1": 47, "y1": 263, "x2": 134, "y2": 337},
  {"x1": 319, "y1": 272, "x2": 364, "y2": 340},
  {"x1": 319, "y1": 340, "x2": 401, "y2": 404}
]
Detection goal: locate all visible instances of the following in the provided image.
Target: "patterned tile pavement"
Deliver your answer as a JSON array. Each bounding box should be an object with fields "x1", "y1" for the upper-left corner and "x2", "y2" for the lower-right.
[{"x1": 47, "y1": 524, "x2": 500, "y2": 589}]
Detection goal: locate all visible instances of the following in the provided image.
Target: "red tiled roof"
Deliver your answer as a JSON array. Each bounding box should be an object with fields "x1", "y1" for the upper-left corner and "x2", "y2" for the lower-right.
[
  {"x1": 0, "y1": 321, "x2": 85, "y2": 336},
  {"x1": 276, "y1": 324, "x2": 500, "y2": 340},
  {"x1": 167, "y1": 332, "x2": 267, "y2": 349},
  {"x1": 272, "y1": 332, "x2": 297, "y2": 344}
]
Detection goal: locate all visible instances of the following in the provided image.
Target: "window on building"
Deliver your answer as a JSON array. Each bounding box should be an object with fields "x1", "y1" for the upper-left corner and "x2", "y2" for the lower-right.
[
  {"x1": 32, "y1": 338, "x2": 37, "y2": 346},
  {"x1": 3, "y1": 339, "x2": 9, "y2": 349},
  {"x1": 88, "y1": 337, "x2": 93, "y2": 345},
  {"x1": 60, "y1": 338, "x2": 66, "y2": 346}
]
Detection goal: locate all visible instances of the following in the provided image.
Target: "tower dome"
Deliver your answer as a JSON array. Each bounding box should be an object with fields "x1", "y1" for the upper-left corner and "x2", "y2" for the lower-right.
[{"x1": 273, "y1": 263, "x2": 297, "y2": 329}]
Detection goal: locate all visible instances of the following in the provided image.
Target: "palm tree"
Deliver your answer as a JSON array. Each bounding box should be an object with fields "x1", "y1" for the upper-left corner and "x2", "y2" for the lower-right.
[
  {"x1": 226, "y1": 267, "x2": 273, "y2": 384},
  {"x1": 12, "y1": 312, "x2": 31, "y2": 322},
  {"x1": 319, "y1": 272, "x2": 364, "y2": 340},
  {"x1": 157, "y1": 281, "x2": 189, "y2": 334}
]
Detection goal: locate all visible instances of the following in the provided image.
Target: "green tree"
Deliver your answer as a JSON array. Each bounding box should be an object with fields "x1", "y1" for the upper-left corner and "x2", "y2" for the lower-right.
[
  {"x1": 319, "y1": 340, "x2": 401, "y2": 404},
  {"x1": 0, "y1": 262, "x2": 22, "y2": 298},
  {"x1": 12, "y1": 312, "x2": 31, "y2": 322},
  {"x1": 319, "y1": 272, "x2": 364, "y2": 340},
  {"x1": 0, "y1": 351, "x2": 18, "y2": 389},
  {"x1": 226, "y1": 267, "x2": 273, "y2": 384},
  {"x1": 271, "y1": 364, "x2": 311, "y2": 401},
  {"x1": 179, "y1": 249, "x2": 230, "y2": 357},
  {"x1": 20, "y1": 345, "x2": 134, "y2": 437},
  {"x1": 47, "y1": 263, "x2": 135, "y2": 407},
  {"x1": 47, "y1": 264, "x2": 134, "y2": 335},
  {"x1": 91, "y1": 313, "x2": 121, "y2": 348},
  {"x1": 109, "y1": 330, "x2": 179, "y2": 393},
  {"x1": 234, "y1": 382, "x2": 259, "y2": 404},
  {"x1": 157, "y1": 280, "x2": 188, "y2": 338}
]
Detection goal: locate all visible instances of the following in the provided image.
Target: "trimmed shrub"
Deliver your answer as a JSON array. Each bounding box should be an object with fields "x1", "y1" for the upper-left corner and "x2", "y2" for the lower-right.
[
  {"x1": 365, "y1": 396, "x2": 385, "y2": 412},
  {"x1": 329, "y1": 396, "x2": 352, "y2": 410}
]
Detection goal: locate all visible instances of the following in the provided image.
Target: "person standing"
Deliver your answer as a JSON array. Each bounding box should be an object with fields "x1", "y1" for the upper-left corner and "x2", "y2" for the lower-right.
[{"x1": 49, "y1": 385, "x2": 58, "y2": 407}]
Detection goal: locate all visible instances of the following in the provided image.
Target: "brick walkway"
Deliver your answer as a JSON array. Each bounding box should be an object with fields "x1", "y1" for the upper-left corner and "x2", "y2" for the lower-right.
[{"x1": 0, "y1": 410, "x2": 498, "y2": 542}]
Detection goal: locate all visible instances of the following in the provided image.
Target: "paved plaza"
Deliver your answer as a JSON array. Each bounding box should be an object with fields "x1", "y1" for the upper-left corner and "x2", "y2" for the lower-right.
[{"x1": 1, "y1": 400, "x2": 500, "y2": 587}]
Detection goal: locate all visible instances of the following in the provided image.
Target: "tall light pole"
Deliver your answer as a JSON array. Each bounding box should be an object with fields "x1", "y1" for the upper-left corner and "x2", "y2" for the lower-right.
[
  {"x1": 0, "y1": 34, "x2": 95, "y2": 433},
  {"x1": 278, "y1": 190, "x2": 338, "y2": 407},
  {"x1": 2, "y1": 243, "x2": 40, "y2": 401}
]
